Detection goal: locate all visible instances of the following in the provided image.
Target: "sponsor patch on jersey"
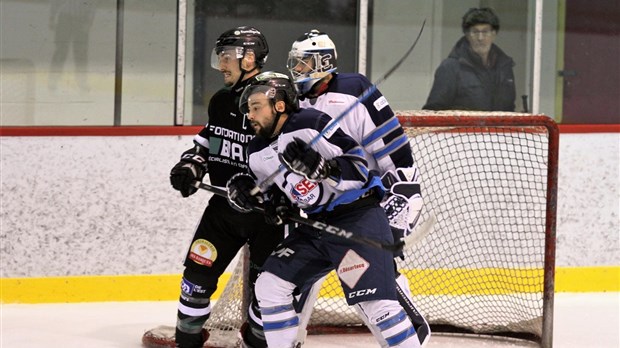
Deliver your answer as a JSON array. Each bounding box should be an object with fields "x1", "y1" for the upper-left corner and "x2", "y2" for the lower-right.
[
  {"x1": 189, "y1": 239, "x2": 218, "y2": 267},
  {"x1": 373, "y1": 96, "x2": 389, "y2": 111},
  {"x1": 328, "y1": 99, "x2": 346, "y2": 104},
  {"x1": 337, "y1": 249, "x2": 370, "y2": 289},
  {"x1": 181, "y1": 278, "x2": 196, "y2": 296},
  {"x1": 289, "y1": 178, "x2": 319, "y2": 205},
  {"x1": 180, "y1": 278, "x2": 207, "y2": 299}
]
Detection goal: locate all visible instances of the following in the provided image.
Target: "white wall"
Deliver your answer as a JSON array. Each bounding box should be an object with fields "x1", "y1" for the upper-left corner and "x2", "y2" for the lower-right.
[
  {"x1": 0, "y1": 0, "x2": 177, "y2": 126},
  {"x1": 1, "y1": 131, "x2": 618, "y2": 278}
]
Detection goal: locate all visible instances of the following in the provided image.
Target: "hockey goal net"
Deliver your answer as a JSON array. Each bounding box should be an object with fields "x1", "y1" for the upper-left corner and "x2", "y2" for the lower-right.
[{"x1": 143, "y1": 111, "x2": 559, "y2": 348}]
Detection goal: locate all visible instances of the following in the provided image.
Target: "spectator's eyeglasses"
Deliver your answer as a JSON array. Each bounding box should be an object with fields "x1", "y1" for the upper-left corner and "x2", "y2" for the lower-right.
[{"x1": 468, "y1": 29, "x2": 495, "y2": 38}]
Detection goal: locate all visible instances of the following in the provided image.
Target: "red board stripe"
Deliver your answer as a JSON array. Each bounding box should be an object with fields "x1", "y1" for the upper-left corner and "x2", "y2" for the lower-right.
[{"x1": 0, "y1": 124, "x2": 618, "y2": 137}]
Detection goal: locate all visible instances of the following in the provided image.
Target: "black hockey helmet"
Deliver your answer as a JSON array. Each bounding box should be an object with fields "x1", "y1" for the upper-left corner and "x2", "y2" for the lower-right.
[
  {"x1": 239, "y1": 71, "x2": 299, "y2": 114},
  {"x1": 211, "y1": 26, "x2": 269, "y2": 69}
]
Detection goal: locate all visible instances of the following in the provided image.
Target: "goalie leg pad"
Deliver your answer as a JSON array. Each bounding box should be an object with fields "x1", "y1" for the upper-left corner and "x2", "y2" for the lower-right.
[
  {"x1": 353, "y1": 304, "x2": 388, "y2": 348},
  {"x1": 395, "y1": 273, "x2": 431, "y2": 347},
  {"x1": 356, "y1": 299, "x2": 421, "y2": 348},
  {"x1": 255, "y1": 271, "x2": 300, "y2": 348},
  {"x1": 294, "y1": 274, "x2": 328, "y2": 345}
]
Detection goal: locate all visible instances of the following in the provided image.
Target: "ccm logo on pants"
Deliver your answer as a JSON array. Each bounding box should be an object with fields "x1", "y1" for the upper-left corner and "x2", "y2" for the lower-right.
[{"x1": 349, "y1": 288, "x2": 377, "y2": 299}]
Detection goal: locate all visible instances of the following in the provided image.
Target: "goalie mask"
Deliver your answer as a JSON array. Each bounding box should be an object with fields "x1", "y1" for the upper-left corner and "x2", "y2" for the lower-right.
[
  {"x1": 287, "y1": 29, "x2": 337, "y2": 96},
  {"x1": 211, "y1": 26, "x2": 269, "y2": 70}
]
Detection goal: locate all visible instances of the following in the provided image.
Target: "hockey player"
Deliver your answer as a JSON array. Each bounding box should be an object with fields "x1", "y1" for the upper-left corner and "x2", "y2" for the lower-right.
[
  {"x1": 168, "y1": 26, "x2": 284, "y2": 348},
  {"x1": 226, "y1": 71, "x2": 423, "y2": 348},
  {"x1": 285, "y1": 30, "x2": 430, "y2": 347}
]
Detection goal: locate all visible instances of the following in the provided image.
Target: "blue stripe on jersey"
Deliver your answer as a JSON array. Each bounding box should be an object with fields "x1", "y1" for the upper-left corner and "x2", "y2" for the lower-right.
[
  {"x1": 374, "y1": 134, "x2": 410, "y2": 160},
  {"x1": 386, "y1": 326, "x2": 417, "y2": 347},
  {"x1": 362, "y1": 117, "x2": 400, "y2": 147},
  {"x1": 342, "y1": 146, "x2": 369, "y2": 180},
  {"x1": 260, "y1": 304, "x2": 295, "y2": 315},
  {"x1": 263, "y1": 316, "x2": 300, "y2": 331},
  {"x1": 305, "y1": 176, "x2": 385, "y2": 213},
  {"x1": 377, "y1": 310, "x2": 408, "y2": 331},
  {"x1": 344, "y1": 146, "x2": 366, "y2": 160}
]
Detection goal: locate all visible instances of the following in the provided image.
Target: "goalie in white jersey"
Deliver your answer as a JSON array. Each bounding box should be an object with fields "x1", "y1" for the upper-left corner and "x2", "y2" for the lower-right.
[
  {"x1": 226, "y1": 71, "x2": 423, "y2": 348},
  {"x1": 286, "y1": 30, "x2": 430, "y2": 347}
]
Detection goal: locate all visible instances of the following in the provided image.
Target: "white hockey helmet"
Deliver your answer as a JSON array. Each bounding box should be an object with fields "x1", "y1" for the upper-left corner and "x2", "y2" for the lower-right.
[{"x1": 287, "y1": 29, "x2": 337, "y2": 95}]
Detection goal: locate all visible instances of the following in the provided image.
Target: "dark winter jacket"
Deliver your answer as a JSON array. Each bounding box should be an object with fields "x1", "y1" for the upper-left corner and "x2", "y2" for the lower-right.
[{"x1": 423, "y1": 37, "x2": 516, "y2": 111}]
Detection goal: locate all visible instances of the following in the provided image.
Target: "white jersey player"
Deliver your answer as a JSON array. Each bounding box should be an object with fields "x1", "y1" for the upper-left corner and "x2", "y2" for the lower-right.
[
  {"x1": 286, "y1": 30, "x2": 430, "y2": 347},
  {"x1": 227, "y1": 71, "x2": 423, "y2": 348}
]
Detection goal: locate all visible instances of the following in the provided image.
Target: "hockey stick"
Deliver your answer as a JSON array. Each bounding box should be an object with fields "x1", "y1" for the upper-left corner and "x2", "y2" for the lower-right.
[
  {"x1": 251, "y1": 19, "x2": 427, "y2": 195},
  {"x1": 192, "y1": 181, "x2": 435, "y2": 252}
]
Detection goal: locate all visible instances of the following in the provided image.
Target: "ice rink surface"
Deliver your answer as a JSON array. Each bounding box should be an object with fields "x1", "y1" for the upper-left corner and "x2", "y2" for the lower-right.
[{"x1": 2, "y1": 292, "x2": 618, "y2": 348}]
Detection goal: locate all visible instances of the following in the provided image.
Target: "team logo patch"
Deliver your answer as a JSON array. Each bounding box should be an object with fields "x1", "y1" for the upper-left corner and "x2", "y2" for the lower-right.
[
  {"x1": 337, "y1": 250, "x2": 370, "y2": 289},
  {"x1": 189, "y1": 239, "x2": 218, "y2": 267}
]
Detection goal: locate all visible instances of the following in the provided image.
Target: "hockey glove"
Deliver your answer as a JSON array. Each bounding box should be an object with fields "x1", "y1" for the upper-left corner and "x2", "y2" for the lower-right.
[
  {"x1": 170, "y1": 145, "x2": 208, "y2": 197},
  {"x1": 380, "y1": 167, "x2": 423, "y2": 237},
  {"x1": 263, "y1": 189, "x2": 293, "y2": 225},
  {"x1": 279, "y1": 137, "x2": 340, "y2": 183},
  {"x1": 226, "y1": 173, "x2": 262, "y2": 213}
]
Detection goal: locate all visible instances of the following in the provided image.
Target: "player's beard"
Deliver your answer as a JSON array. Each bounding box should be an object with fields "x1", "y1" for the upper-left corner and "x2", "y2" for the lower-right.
[{"x1": 252, "y1": 116, "x2": 276, "y2": 139}]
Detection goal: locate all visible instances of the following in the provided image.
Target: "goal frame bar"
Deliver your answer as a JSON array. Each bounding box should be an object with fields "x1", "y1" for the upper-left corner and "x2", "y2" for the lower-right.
[{"x1": 397, "y1": 114, "x2": 558, "y2": 348}]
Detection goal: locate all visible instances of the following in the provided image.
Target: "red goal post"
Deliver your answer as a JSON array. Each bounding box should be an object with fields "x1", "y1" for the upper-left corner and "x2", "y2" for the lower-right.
[{"x1": 142, "y1": 111, "x2": 559, "y2": 348}]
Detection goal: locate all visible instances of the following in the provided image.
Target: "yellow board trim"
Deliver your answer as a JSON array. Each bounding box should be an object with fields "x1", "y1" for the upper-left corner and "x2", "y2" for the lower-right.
[
  {"x1": 1, "y1": 267, "x2": 618, "y2": 304},
  {"x1": 1, "y1": 273, "x2": 231, "y2": 304},
  {"x1": 555, "y1": 266, "x2": 620, "y2": 292}
]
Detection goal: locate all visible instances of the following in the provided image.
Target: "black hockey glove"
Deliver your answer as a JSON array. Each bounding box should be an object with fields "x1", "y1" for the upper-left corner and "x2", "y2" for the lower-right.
[
  {"x1": 263, "y1": 189, "x2": 293, "y2": 225},
  {"x1": 279, "y1": 137, "x2": 340, "y2": 183},
  {"x1": 226, "y1": 173, "x2": 262, "y2": 213},
  {"x1": 170, "y1": 145, "x2": 208, "y2": 197}
]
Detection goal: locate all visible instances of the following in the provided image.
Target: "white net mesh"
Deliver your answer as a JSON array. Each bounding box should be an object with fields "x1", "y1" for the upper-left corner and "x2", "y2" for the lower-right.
[{"x1": 203, "y1": 246, "x2": 250, "y2": 347}]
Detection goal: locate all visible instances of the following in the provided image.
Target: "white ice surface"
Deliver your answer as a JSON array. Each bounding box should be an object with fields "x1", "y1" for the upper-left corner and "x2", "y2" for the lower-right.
[{"x1": 1, "y1": 293, "x2": 618, "y2": 348}]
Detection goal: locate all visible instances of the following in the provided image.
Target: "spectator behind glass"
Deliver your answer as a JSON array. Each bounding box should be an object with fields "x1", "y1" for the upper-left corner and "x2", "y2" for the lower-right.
[{"x1": 423, "y1": 8, "x2": 516, "y2": 111}]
